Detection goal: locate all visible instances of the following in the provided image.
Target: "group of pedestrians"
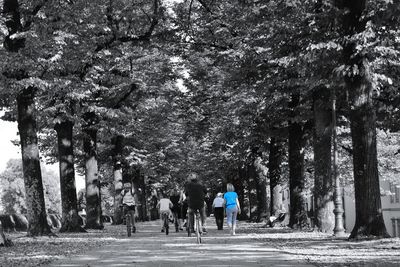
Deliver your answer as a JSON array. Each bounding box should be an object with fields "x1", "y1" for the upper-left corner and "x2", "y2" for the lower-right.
[
  {"x1": 156, "y1": 173, "x2": 241, "y2": 236},
  {"x1": 121, "y1": 172, "x2": 242, "y2": 236},
  {"x1": 211, "y1": 183, "x2": 241, "y2": 235}
]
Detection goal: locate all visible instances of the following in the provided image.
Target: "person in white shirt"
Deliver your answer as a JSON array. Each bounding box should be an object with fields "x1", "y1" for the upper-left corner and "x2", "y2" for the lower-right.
[
  {"x1": 157, "y1": 192, "x2": 173, "y2": 232},
  {"x1": 212, "y1": 192, "x2": 225, "y2": 230}
]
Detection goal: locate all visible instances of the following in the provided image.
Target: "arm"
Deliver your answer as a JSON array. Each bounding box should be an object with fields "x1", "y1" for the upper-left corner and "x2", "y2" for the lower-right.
[{"x1": 236, "y1": 198, "x2": 241, "y2": 214}]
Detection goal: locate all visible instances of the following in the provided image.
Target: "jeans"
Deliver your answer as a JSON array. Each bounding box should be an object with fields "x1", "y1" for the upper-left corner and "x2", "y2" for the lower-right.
[{"x1": 226, "y1": 206, "x2": 238, "y2": 227}]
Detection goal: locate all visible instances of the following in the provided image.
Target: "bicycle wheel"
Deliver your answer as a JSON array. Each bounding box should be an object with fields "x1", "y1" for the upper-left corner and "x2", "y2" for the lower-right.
[
  {"x1": 126, "y1": 214, "x2": 132, "y2": 237},
  {"x1": 187, "y1": 216, "x2": 191, "y2": 237},
  {"x1": 164, "y1": 214, "x2": 169, "y2": 235},
  {"x1": 195, "y1": 214, "x2": 201, "y2": 244}
]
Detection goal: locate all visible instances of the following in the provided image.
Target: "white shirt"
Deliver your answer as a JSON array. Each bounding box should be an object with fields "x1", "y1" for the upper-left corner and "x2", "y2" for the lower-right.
[
  {"x1": 159, "y1": 198, "x2": 173, "y2": 212},
  {"x1": 122, "y1": 191, "x2": 135, "y2": 206},
  {"x1": 213, "y1": 197, "x2": 224, "y2": 208}
]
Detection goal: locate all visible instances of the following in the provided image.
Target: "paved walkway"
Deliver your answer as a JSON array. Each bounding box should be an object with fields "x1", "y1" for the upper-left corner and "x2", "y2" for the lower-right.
[{"x1": 47, "y1": 220, "x2": 316, "y2": 267}]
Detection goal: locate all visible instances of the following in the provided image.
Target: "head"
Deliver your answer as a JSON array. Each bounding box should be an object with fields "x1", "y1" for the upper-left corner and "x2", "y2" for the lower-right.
[
  {"x1": 226, "y1": 183, "x2": 235, "y2": 192},
  {"x1": 217, "y1": 192, "x2": 223, "y2": 198},
  {"x1": 188, "y1": 172, "x2": 198, "y2": 183}
]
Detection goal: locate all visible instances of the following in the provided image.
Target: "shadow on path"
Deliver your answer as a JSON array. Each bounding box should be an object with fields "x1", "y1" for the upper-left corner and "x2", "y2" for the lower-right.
[{"x1": 46, "y1": 220, "x2": 316, "y2": 267}]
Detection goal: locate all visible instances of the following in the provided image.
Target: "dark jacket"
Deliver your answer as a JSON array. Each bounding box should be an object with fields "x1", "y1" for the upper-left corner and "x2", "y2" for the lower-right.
[{"x1": 185, "y1": 180, "x2": 206, "y2": 210}]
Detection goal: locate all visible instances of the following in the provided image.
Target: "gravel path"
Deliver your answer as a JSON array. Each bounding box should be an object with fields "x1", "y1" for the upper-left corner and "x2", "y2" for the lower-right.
[{"x1": 46, "y1": 219, "x2": 316, "y2": 267}]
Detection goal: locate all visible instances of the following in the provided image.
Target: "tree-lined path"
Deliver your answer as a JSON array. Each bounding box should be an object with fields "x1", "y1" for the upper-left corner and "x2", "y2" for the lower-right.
[{"x1": 47, "y1": 220, "x2": 315, "y2": 267}]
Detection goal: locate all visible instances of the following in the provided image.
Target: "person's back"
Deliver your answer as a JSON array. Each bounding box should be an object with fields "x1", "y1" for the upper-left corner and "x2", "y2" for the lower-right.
[
  {"x1": 157, "y1": 195, "x2": 173, "y2": 232},
  {"x1": 185, "y1": 173, "x2": 207, "y2": 233},
  {"x1": 122, "y1": 190, "x2": 135, "y2": 206},
  {"x1": 186, "y1": 180, "x2": 205, "y2": 210}
]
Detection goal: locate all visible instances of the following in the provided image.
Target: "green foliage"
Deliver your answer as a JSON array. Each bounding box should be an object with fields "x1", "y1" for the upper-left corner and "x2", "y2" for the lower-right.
[{"x1": 0, "y1": 159, "x2": 61, "y2": 214}]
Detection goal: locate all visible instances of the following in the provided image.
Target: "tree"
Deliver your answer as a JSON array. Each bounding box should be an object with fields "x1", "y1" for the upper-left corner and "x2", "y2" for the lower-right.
[
  {"x1": 336, "y1": 0, "x2": 390, "y2": 239},
  {"x1": 2, "y1": 0, "x2": 52, "y2": 236},
  {"x1": 55, "y1": 120, "x2": 85, "y2": 232},
  {"x1": 313, "y1": 88, "x2": 334, "y2": 233},
  {"x1": 268, "y1": 137, "x2": 286, "y2": 218}
]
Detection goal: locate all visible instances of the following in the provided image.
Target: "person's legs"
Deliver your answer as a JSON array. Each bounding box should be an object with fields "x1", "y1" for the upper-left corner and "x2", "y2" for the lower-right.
[
  {"x1": 200, "y1": 206, "x2": 207, "y2": 231},
  {"x1": 160, "y1": 211, "x2": 165, "y2": 231},
  {"x1": 231, "y1": 209, "x2": 238, "y2": 235},
  {"x1": 188, "y1": 207, "x2": 194, "y2": 232},
  {"x1": 215, "y1": 208, "x2": 223, "y2": 230},
  {"x1": 128, "y1": 208, "x2": 136, "y2": 232},
  {"x1": 226, "y1": 208, "x2": 233, "y2": 232}
]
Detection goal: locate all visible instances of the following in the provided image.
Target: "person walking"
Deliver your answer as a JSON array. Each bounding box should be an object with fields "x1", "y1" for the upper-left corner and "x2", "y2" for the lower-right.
[
  {"x1": 224, "y1": 183, "x2": 241, "y2": 235},
  {"x1": 170, "y1": 188, "x2": 183, "y2": 231},
  {"x1": 212, "y1": 192, "x2": 224, "y2": 230}
]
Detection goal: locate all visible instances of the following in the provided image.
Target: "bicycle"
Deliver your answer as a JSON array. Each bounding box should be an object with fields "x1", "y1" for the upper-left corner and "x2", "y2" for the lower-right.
[
  {"x1": 162, "y1": 211, "x2": 169, "y2": 235},
  {"x1": 122, "y1": 204, "x2": 136, "y2": 237},
  {"x1": 187, "y1": 209, "x2": 202, "y2": 244}
]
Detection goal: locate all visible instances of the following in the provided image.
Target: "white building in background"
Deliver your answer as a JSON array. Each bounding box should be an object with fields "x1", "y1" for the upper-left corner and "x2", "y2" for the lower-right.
[{"x1": 344, "y1": 180, "x2": 400, "y2": 237}]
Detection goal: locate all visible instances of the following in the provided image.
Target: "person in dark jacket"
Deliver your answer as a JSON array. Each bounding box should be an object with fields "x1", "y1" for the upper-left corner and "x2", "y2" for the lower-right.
[{"x1": 185, "y1": 173, "x2": 207, "y2": 233}]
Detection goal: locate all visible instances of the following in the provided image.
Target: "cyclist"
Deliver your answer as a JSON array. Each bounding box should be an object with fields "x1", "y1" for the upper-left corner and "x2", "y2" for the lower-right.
[
  {"x1": 121, "y1": 184, "x2": 136, "y2": 233},
  {"x1": 157, "y1": 192, "x2": 173, "y2": 232},
  {"x1": 185, "y1": 173, "x2": 207, "y2": 233}
]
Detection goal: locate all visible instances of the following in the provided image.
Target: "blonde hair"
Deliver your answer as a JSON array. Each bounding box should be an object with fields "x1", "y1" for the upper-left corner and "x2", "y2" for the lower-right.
[{"x1": 226, "y1": 183, "x2": 235, "y2": 192}]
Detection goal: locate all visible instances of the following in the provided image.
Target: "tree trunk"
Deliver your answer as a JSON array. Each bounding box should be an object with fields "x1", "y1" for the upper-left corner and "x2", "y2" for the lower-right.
[
  {"x1": 288, "y1": 94, "x2": 309, "y2": 229},
  {"x1": 112, "y1": 135, "x2": 124, "y2": 225},
  {"x1": 55, "y1": 121, "x2": 86, "y2": 232},
  {"x1": 83, "y1": 124, "x2": 103, "y2": 229},
  {"x1": 268, "y1": 137, "x2": 285, "y2": 217},
  {"x1": 313, "y1": 89, "x2": 335, "y2": 233},
  {"x1": 251, "y1": 160, "x2": 268, "y2": 222},
  {"x1": 339, "y1": 0, "x2": 389, "y2": 239},
  {"x1": 17, "y1": 88, "x2": 52, "y2": 236},
  {"x1": 235, "y1": 167, "x2": 247, "y2": 220}
]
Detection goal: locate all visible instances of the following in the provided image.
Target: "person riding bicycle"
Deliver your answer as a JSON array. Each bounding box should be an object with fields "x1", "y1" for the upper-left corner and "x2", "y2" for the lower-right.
[
  {"x1": 157, "y1": 192, "x2": 173, "y2": 232},
  {"x1": 121, "y1": 184, "x2": 136, "y2": 233},
  {"x1": 185, "y1": 173, "x2": 207, "y2": 233}
]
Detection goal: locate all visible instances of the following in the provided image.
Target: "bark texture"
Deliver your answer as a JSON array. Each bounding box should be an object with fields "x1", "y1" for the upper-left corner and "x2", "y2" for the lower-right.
[
  {"x1": 112, "y1": 135, "x2": 124, "y2": 225},
  {"x1": 83, "y1": 113, "x2": 103, "y2": 229},
  {"x1": 55, "y1": 121, "x2": 86, "y2": 232},
  {"x1": 17, "y1": 88, "x2": 52, "y2": 236},
  {"x1": 235, "y1": 167, "x2": 247, "y2": 220},
  {"x1": 313, "y1": 90, "x2": 335, "y2": 233},
  {"x1": 251, "y1": 160, "x2": 268, "y2": 222},
  {"x1": 268, "y1": 137, "x2": 285, "y2": 217},
  {"x1": 288, "y1": 94, "x2": 309, "y2": 229},
  {"x1": 339, "y1": 0, "x2": 389, "y2": 239}
]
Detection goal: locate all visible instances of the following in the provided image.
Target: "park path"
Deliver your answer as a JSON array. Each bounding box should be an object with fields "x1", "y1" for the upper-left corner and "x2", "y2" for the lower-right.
[{"x1": 47, "y1": 219, "x2": 316, "y2": 267}]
